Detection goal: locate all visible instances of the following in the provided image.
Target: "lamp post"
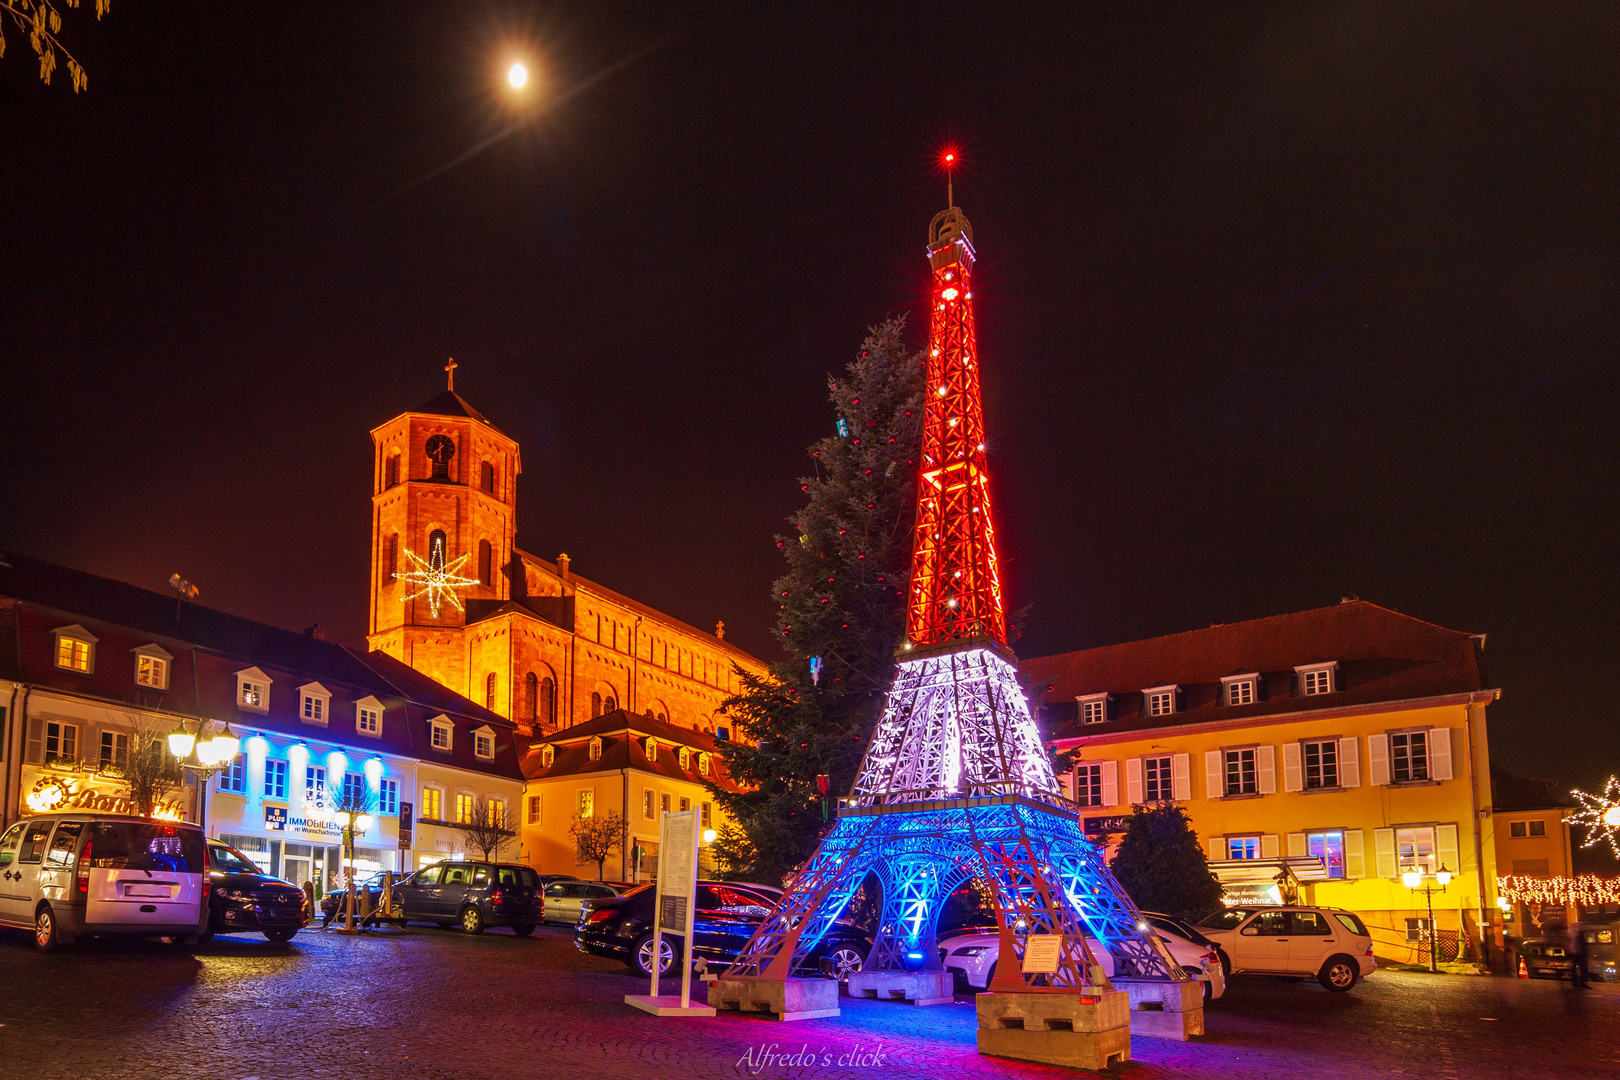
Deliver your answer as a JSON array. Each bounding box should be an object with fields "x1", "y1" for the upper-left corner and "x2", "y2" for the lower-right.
[
  {"x1": 166, "y1": 719, "x2": 240, "y2": 835},
  {"x1": 1402, "y1": 863, "x2": 1452, "y2": 973}
]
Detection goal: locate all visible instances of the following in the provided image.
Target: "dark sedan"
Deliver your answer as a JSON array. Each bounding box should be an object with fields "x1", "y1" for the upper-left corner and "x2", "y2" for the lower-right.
[
  {"x1": 1520, "y1": 937, "x2": 1577, "y2": 979},
  {"x1": 321, "y1": 862, "x2": 542, "y2": 935},
  {"x1": 203, "y1": 840, "x2": 309, "y2": 942},
  {"x1": 575, "y1": 881, "x2": 869, "y2": 980}
]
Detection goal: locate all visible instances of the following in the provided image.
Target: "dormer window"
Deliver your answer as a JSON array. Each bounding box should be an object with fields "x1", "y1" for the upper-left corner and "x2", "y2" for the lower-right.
[
  {"x1": 1078, "y1": 693, "x2": 1108, "y2": 725},
  {"x1": 698, "y1": 753, "x2": 711, "y2": 777},
  {"x1": 429, "y1": 716, "x2": 453, "y2": 752},
  {"x1": 588, "y1": 736, "x2": 603, "y2": 762},
  {"x1": 1221, "y1": 674, "x2": 1258, "y2": 707},
  {"x1": 133, "y1": 644, "x2": 172, "y2": 690},
  {"x1": 236, "y1": 667, "x2": 272, "y2": 713},
  {"x1": 645, "y1": 737, "x2": 659, "y2": 763},
  {"x1": 53, "y1": 625, "x2": 97, "y2": 674},
  {"x1": 1143, "y1": 684, "x2": 1178, "y2": 718},
  {"x1": 678, "y1": 746, "x2": 691, "y2": 770},
  {"x1": 541, "y1": 745, "x2": 555, "y2": 769},
  {"x1": 298, "y1": 682, "x2": 331, "y2": 725},
  {"x1": 472, "y1": 726, "x2": 496, "y2": 761},
  {"x1": 1296, "y1": 662, "x2": 1338, "y2": 697},
  {"x1": 355, "y1": 696, "x2": 383, "y2": 737}
]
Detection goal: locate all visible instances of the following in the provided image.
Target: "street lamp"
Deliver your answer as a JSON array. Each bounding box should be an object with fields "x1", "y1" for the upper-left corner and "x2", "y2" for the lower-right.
[
  {"x1": 1403, "y1": 863, "x2": 1452, "y2": 973},
  {"x1": 166, "y1": 719, "x2": 239, "y2": 835},
  {"x1": 507, "y1": 61, "x2": 528, "y2": 89}
]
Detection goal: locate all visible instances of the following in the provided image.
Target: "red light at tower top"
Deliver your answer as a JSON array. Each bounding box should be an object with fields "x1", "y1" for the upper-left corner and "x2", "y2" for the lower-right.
[{"x1": 904, "y1": 197, "x2": 1008, "y2": 650}]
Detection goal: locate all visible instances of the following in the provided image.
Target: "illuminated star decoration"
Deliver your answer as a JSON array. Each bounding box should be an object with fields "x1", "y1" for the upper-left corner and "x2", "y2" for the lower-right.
[
  {"x1": 397, "y1": 547, "x2": 479, "y2": 618},
  {"x1": 1568, "y1": 776, "x2": 1620, "y2": 859}
]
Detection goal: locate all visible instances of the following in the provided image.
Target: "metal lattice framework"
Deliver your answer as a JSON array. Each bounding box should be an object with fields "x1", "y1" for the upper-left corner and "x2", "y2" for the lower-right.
[
  {"x1": 721, "y1": 199, "x2": 1182, "y2": 997},
  {"x1": 907, "y1": 206, "x2": 1007, "y2": 649}
]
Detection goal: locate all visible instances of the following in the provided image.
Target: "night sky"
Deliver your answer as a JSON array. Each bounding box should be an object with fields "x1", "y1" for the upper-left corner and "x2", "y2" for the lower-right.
[{"x1": 3, "y1": 4, "x2": 1617, "y2": 802}]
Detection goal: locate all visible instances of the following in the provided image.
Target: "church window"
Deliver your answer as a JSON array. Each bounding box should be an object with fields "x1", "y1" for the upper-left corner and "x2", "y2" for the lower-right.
[
  {"x1": 480, "y1": 460, "x2": 496, "y2": 494},
  {"x1": 590, "y1": 692, "x2": 602, "y2": 718},
  {"x1": 485, "y1": 672, "x2": 497, "y2": 710},
  {"x1": 385, "y1": 453, "x2": 400, "y2": 488},
  {"x1": 386, "y1": 534, "x2": 399, "y2": 580},
  {"x1": 428, "y1": 529, "x2": 448, "y2": 570},
  {"x1": 478, "y1": 540, "x2": 493, "y2": 587},
  {"x1": 603, "y1": 695, "x2": 617, "y2": 714},
  {"x1": 526, "y1": 672, "x2": 538, "y2": 721},
  {"x1": 540, "y1": 677, "x2": 556, "y2": 725},
  {"x1": 425, "y1": 434, "x2": 455, "y2": 480}
]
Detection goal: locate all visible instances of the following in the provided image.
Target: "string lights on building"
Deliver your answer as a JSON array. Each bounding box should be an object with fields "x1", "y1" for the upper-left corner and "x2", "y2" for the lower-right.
[
  {"x1": 1568, "y1": 775, "x2": 1620, "y2": 859},
  {"x1": 1497, "y1": 874, "x2": 1620, "y2": 907},
  {"x1": 397, "y1": 546, "x2": 479, "y2": 618}
]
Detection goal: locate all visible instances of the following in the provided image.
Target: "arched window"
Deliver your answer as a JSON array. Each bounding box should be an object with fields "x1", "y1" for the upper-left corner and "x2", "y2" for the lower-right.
[
  {"x1": 603, "y1": 695, "x2": 617, "y2": 714},
  {"x1": 485, "y1": 672, "x2": 497, "y2": 710},
  {"x1": 480, "y1": 461, "x2": 496, "y2": 494},
  {"x1": 478, "y1": 539, "x2": 493, "y2": 587},
  {"x1": 525, "y1": 672, "x2": 538, "y2": 721},
  {"x1": 386, "y1": 534, "x2": 399, "y2": 580},
  {"x1": 540, "y1": 677, "x2": 556, "y2": 725},
  {"x1": 590, "y1": 692, "x2": 602, "y2": 718},
  {"x1": 385, "y1": 453, "x2": 401, "y2": 488},
  {"x1": 428, "y1": 529, "x2": 448, "y2": 571}
]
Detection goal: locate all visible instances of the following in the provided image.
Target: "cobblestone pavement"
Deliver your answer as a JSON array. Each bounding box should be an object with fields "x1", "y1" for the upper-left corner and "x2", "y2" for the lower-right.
[{"x1": 0, "y1": 923, "x2": 1615, "y2": 1080}]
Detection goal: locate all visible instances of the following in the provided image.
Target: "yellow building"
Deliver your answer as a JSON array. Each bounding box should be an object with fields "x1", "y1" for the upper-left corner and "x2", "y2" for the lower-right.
[
  {"x1": 519, "y1": 711, "x2": 740, "y2": 881},
  {"x1": 1489, "y1": 766, "x2": 1574, "y2": 935},
  {"x1": 364, "y1": 376, "x2": 767, "y2": 739},
  {"x1": 1026, "y1": 601, "x2": 1502, "y2": 965}
]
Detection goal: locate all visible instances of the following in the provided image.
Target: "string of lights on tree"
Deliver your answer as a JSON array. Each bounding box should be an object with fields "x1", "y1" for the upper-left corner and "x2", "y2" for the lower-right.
[
  {"x1": 1497, "y1": 874, "x2": 1620, "y2": 907},
  {"x1": 1568, "y1": 775, "x2": 1620, "y2": 859}
]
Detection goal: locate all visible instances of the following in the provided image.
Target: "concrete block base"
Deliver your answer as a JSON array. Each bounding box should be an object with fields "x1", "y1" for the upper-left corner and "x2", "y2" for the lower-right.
[
  {"x1": 708, "y1": 977, "x2": 840, "y2": 1021},
  {"x1": 848, "y1": 970, "x2": 956, "y2": 1006},
  {"x1": 975, "y1": 990, "x2": 1131, "y2": 1071},
  {"x1": 1114, "y1": 978, "x2": 1205, "y2": 1041}
]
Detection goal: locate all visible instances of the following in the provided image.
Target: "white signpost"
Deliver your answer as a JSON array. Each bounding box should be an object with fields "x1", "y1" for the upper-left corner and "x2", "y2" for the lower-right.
[{"x1": 625, "y1": 807, "x2": 715, "y2": 1017}]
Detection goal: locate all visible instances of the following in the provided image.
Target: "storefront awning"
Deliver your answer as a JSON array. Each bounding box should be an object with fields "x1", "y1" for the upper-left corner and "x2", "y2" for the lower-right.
[{"x1": 1207, "y1": 857, "x2": 1328, "y2": 905}]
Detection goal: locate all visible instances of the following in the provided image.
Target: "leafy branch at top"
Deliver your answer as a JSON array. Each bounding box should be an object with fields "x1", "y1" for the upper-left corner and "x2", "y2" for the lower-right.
[{"x1": 1, "y1": 0, "x2": 111, "y2": 92}]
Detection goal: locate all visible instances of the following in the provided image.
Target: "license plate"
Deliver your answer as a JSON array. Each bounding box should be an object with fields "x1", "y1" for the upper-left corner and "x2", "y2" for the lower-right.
[{"x1": 125, "y1": 884, "x2": 171, "y2": 898}]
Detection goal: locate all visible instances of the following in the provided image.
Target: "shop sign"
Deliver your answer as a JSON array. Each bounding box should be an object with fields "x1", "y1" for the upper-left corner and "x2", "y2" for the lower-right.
[
  {"x1": 263, "y1": 805, "x2": 341, "y2": 838},
  {"x1": 398, "y1": 802, "x2": 413, "y2": 850},
  {"x1": 25, "y1": 775, "x2": 184, "y2": 821}
]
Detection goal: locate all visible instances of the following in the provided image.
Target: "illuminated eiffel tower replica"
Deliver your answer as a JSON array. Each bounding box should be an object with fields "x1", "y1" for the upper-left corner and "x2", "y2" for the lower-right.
[{"x1": 711, "y1": 192, "x2": 1198, "y2": 1067}]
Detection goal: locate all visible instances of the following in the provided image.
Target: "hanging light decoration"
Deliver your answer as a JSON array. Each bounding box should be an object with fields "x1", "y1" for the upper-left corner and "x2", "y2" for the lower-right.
[
  {"x1": 397, "y1": 547, "x2": 480, "y2": 618},
  {"x1": 1569, "y1": 776, "x2": 1620, "y2": 859}
]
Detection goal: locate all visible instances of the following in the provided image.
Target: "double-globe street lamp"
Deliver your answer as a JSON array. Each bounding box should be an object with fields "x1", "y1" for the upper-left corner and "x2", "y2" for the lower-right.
[
  {"x1": 166, "y1": 719, "x2": 240, "y2": 835},
  {"x1": 1403, "y1": 863, "x2": 1453, "y2": 973}
]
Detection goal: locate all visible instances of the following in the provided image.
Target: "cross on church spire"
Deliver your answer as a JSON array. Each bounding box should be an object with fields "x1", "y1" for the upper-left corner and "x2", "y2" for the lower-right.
[{"x1": 444, "y1": 356, "x2": 458, "y2": 391}]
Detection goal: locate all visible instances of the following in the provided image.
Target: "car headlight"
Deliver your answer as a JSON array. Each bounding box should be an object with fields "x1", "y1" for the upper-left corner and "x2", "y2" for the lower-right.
[
  {"x1": 953, "y1": 946, "x2": 988, "y2": 957},
  {"x1": 214, "y1": 887, "x2": 251, "y2": 900}
]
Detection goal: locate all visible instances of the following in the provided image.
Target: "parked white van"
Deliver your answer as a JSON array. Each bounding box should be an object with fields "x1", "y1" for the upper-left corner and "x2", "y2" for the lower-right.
[{"x1": 0, "y1": 813, "x2": 209, "y2": 951}]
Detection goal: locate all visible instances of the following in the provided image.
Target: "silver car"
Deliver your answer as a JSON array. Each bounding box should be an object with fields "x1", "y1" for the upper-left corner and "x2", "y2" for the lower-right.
[{"x1": 544, "y1": 880, "x2": 621, "y2": 924}]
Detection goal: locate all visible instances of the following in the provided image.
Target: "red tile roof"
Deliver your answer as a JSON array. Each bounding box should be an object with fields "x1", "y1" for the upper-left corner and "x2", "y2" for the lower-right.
[
  {"x1": 1022, "y1": 600, "x2": 1490, "y2": 740},
  {"x1": 522, "y1": 710, "x2": 742, "y2": 793}
]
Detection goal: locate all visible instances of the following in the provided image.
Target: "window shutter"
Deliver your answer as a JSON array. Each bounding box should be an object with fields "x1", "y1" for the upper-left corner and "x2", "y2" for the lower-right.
[
  {"x1": 1261, "y1": 834, "x2": 1280, "y2": 859},
  {"x1": 1436, "y1": 823, "x2": 1460, "y2": 875},
  {"x1": 1205, "y1": 751, "x2": 1223, "y2": 798},
  {"x1": 1171, "y1": 753, "x2": 1191, "y2": 801},
  {"x1": 1282, "y1": 742, "x2": 1302, "y2": 792},
  {"x1": 24, "y1": 716, "x2": 44, "y2": 764},
  {"x1": 1374, "y1": 827, "x2": 1397, "y2": 878},
  {"x1": 1287, "y1": 832, "x2": 1307, "y2": 858},
  {"x1": 1338, "y1": 737, "x2": 1360, "y2": 787},
  {"x1": 1368, "y1": 734, "x2": 1390, "y2": 786},
  {"x1": 1208, "y1": 837, "x2": 1228, "y2": 861},
  {"x1": 1429, "y1": 727, "x2": 1453, "y2": 781},
  {"x1": 1125, "y1": 758, "x2": 1143, "y2": 805},
  {"x1": 1257, "y1": 745, "x2": 1277, "y2": 795},
  {"x1": 1101, "y1": 760, "x2": 1118, "y2": 807},
  {"x1": 1344, "y1": 829, "x2": 1365, "y2": 878}
]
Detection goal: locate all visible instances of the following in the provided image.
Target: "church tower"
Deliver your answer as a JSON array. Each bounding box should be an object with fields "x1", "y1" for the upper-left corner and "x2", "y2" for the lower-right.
[{"x1": 367, "y1": 360, "x2": 521, "y2": 699}]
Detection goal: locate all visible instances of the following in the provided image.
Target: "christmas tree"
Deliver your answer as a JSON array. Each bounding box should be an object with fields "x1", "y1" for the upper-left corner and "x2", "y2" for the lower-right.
[
  {"x1": 708, "y1": 316, "x2": 924, "y2": 882},
  {"x1": 1107, "y1": 804, "x2": 1224, "y2": 923}
]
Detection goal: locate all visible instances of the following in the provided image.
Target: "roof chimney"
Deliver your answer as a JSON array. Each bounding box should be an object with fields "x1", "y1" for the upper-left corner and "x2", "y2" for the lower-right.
[
  {"x1": 715, "y1": 620, "x2": 725, "y2": 640},
  {"x1": 557, "y1": 553, "x2": 571, "y2": 579},
  {"x1": 304, "y1": 624, "x2": 325, "y2": 640}
]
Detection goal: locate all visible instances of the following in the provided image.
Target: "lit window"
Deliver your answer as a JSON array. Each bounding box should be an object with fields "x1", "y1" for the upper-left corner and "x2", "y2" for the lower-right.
[
  {"x1": 217, "y1": 755, "x2": 247, "y2": 794},
  {"x1": 305, "y1": 766, "x2": 327, "y2": 804},
  {"x1": 679, "y1": 796, "x2": 690, "y2": 812},
  {"x1": 1224, "y1": 678, "x2": 1255, "y2": 706},
  {"x1": 1079, "y1": 694, "x2": 1107, "y2": 725},
  {"x1": 1297, "y1": 663, "x2": 1337, "y2": 696},
  {"x1": 1143, "y1": 755, "x2": 1173, "y2": 802},
  {"x1": 377, "y1": 779, "x2": 399, "y2": 816},
  {"x1": 45, "y1": 721, "x2": 78, "y2": 763},
  {"x1": 1223, "y1": 748, "x2": 1257, "y2": 796},
  {"x1": 490, "y1": 800, "x2": 506, "y2": 829},
  {"x1": 577, "y1": 789, "x2": 594, "y2": 818},
  {"x1": 420, "y1": 786, "x2": 442, "y2": 820},
  {"x1": 1308, "y1": 830, "x2": 1346, "y2": 879},
  {"x1": 1390, "y1": 731, "x2": 1429, "y2": 783},
  {"x1": 54, "y1": 628, "x2": 95, "y2": 673},
  {"x1": 643, "y1": 788, "x2": 655, "y2": 819},
  {"x1": 527, "y1": 795, "x2": 542, "y2": 824},
  {"x1": 1397, "y1": 826, "x2": 1436, "y2": 874},
  {"x1": 1303, "y1": 740, "x2": 1339, "y2": 789},
  {"x1": 237, "y1": 668, "x2": 272, "y2": 713},
  {"x1": 1227, "y1": 836, "x2": 1260, "y2": 859},
  {"x1": 455, "y1": 793, "x2": 474, "y2": 824},
  {"x1": 99, "y1": 731, "x2": 129, "y2": 770},
  {"x1": 135, "y1": 650, "x2": 170, "y2": 689},
  {"x1": 263, "y1": 759, "x2": 288, "y2": 800},
  {"x1": 1075, "y1": 763, "x2": 1104, "y2": 807},
  {"x1": 660, "y1": 793, "x2": 671, "y2": 814},
  {"x1": 474, "y1": 732, "x2": 494, "y2": 760}
]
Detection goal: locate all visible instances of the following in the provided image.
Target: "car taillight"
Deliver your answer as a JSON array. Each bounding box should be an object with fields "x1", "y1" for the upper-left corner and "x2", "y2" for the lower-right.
[
  {"x1": 1202, "y1": 948, "x2": 1219, "y2": 965},
  {"x1": 77, "y1": 840, "x2": 92, "y2": 893},
  {"x1": 491, "y1": 888, "x2": 506, "y2": 905},
  {"x1": 586, "y1": 909, "x2": 616, "y2": 925},
  {"x1": 1366, "y1": 944, "x2": 1375, "y2": 956}
]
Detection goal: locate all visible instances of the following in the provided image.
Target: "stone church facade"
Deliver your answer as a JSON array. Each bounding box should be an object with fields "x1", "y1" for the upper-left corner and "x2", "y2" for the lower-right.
[{"x1": 365, "y1": 384, "x2": 766, "y2": 738}]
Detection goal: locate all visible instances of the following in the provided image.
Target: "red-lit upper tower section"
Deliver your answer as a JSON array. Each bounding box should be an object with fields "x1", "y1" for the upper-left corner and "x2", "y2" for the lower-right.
[{"x1": 905, "y1": 199, "x2": 1008, "y2": 649}]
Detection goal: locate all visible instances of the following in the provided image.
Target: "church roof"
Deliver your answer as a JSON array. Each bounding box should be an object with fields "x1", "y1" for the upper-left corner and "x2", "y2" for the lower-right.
[{"x1": 408, "y1": 390, "x2": 502, "y2": 433}]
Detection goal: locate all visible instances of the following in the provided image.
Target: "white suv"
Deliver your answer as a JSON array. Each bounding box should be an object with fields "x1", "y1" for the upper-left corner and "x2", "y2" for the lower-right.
[{"x1": 1195, "y1": 906, "x2": 1375, "y2": 991}]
